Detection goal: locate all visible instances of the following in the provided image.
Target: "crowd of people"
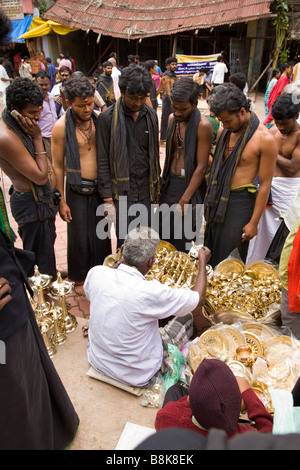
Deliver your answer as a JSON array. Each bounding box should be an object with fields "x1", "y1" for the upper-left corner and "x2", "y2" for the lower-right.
[{"x1": 1, "y1": 6, "x2": 300, "y2": 449}]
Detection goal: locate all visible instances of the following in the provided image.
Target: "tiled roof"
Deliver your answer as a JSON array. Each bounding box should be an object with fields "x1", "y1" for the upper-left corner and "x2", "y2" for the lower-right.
[{"x1": 44, "y1": 0, "x2": 273, "y2": 39}]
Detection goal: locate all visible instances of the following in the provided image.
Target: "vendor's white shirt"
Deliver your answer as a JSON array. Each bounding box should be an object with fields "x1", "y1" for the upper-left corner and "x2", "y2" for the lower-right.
[
  {"x1": 212, "y1": 62, "x2": 228, "y2": 84},
  {"x1": 84, "y1": 264, "x2": 199, "y2": 387}
]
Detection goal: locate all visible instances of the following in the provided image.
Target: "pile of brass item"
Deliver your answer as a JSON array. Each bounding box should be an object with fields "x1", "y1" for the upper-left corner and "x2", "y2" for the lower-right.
[
  {"x1": 104, "y1": 243, "x2": 281, "y2": 322},
  {"x1": 204, "y1": 258, "x2": 282, "y2": 322},
  {"x1": 28, "y1": 266, "x2": 77, "y2": 358},
  {"x1": 104, "y1": 240, "x2": 212, "y2": 288},
  {"x1": 188, "y1": 322, "x2": 300, "y2": 414}
]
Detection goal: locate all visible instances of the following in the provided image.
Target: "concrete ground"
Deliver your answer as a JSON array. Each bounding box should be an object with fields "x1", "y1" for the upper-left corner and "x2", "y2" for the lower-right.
[{"x1": 1, "y1": 92, "x2": 266, "y2": 450}]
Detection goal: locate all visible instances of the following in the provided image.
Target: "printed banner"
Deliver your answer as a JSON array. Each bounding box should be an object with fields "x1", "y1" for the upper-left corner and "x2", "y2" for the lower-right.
[{"x1": 176, "y1": 53, "x2": 221, "y2": 77}]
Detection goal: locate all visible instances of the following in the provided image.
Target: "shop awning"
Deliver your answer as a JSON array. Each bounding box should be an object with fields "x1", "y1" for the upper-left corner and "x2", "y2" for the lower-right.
[
  {"x1": 18, "y1": 17, "x2": 79, "y2": 39},
  {"x1": 8, "y1": 15, "x2": 33, "y2": 43}
]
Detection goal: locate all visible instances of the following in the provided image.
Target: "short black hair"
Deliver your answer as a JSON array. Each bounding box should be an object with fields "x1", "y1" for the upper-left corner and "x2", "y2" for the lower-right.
[
  {"x1": 64, "y1": 75, "x2": 95, "y2": 103},
  {"x1": 272, "y1": 93, "x2": 300, "y2": 120},
  {"x1": 6, "y1": 77, "x2": 44, "y2": 110},
  {"x1": 170, "y1": 77, "x2": 200, "y2": 105},
  {"x1": 229, "y1": 72, "x2": 247, "y2": 92},
  {"x1": 102, "y1": 61, "x2": 112, "y2": 68},
  {"x1": 280, "y1": 62, "x2": 291, "y2": 73},
  {"x1": 119, "y1": 65, "x2": 153, "y2": 95},
  {"x1": 144, "y1": 60, "x2": 156, "y2": 71},
  {"x1": 35, "y1": 70, "x2": 50, "y2": 81},
  {"x1": 59, "y1": 66, "x2": 71, "y2": 75},
  {"x1": 209, "y1": 82, "x2": 251, "y2": 116},
  {"x1": 165, "y1": 57, "x2": 177, "y2": 66}
]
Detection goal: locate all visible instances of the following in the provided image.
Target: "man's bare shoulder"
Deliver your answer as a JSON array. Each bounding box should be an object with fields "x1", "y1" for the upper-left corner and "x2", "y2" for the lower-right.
[
  {"x1": 52, "y1": 114, "x2": 66, "y2": 137},
  {"x1": 0, "y1": 120, "x2": 20, "y2": 155},
  {"x1": 255, "y1": 122, "x2": 277, "y2": 146},
  {"x1": 200, "y1": 113, "x2": 213, "y2": 130}
]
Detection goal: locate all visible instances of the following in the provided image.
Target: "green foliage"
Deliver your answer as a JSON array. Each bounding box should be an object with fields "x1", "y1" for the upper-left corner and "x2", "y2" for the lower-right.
[
  {"x1": 39, "y1": 0, "x2": 47, "y2": 17},
  {"x1": 271, "y1": 0, "x2": 289, "y2": 66}
]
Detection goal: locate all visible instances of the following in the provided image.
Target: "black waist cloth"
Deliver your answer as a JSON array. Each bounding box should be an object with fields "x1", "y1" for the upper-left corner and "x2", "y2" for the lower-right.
[
  {"x1": 66, "y1": 182, "x2": 111, "y2": 283},
  {"x1": 10, "y1": 191, "x2": 57, "y2": 278},
  {"x1": 0, "y1": 312, "x2": 79, "y2": 450},
  {"x1": 265, "y1": 220, "x2": 290, "y2": 264},
  {"x1": 160, "y1": 96, "x2": 172, "y2": 141},
  {"x1": 204, "y1": 188, "x2": 256, "y2": 268},
  {"x1": 157, "y1": 175, "x2": 199, "y2": 253},
  {"x1": 0, "y1": 230, "x2": 79, "y2": 449}
]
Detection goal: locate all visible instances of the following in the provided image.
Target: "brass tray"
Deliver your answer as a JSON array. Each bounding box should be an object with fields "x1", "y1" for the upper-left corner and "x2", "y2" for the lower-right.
[
  {"x1": 242, "y1": 323, "x2": 275, "y2": 341},
  {"x1": 213, "y1": 308, "x2": 254, "y2": 324},
  {"x1": 245, "y1": 261, "x2": 279, "y2": 280},
  {"x1": 244, "y1": 331, "x2": 264, "y2": 356},
  {"x1": 214, "y1": 258, "x2": 245, "y2": 276},
  {"x1": 198, "y1": 329, "x2": 229, "y2": 358},
  {"x1": 223, "y1": 326, "x2": 246, "y2": 350},
  {"x1": 263, "y1": 335, "x2": 293, "y2": 364}
]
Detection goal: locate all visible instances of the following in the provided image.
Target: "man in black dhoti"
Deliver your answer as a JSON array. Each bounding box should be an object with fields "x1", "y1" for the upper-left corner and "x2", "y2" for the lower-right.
[
  {"x1": 0, "y1": 77, "x2": 60, "y2": 279},
  {"x1": 96, "y1": 65, "x2": 161, "y2": 247},
  {"x1": 52, "y1": 75, "x2": 111, "y2": 293},
  {"x1": 96, "y1": 61, "x2": 116, "y2": 108},
  {"x1": 160, "y1": 57, "x2": 178, "y2": 143},
  {"x1": 204, "y1": 83, "x2": 277, "y2": 268},
  {"x1": 158, "y1": 77, "x2": 212, "y2": 252},
  {"x1": 0, "y1": 10, "x2": 79, "y2": 450}
]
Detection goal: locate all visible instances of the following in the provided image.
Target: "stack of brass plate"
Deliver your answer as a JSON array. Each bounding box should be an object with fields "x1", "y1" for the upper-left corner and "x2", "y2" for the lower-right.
[
  {"x1": 214, "y1": 258, "x2": 245, "y2": 277},
  {"x1": 241, "y1": 323, "x2": 275, "y2": 342},
  {"x1": 205, "y1": 259, "x2": 282, "y2": 322},
  {"x1": 244, "y1": 262, "x2": 279, "y2": 281},
  {"x1": 243, "y1": 331, "x2": 264, "y2": 356}
]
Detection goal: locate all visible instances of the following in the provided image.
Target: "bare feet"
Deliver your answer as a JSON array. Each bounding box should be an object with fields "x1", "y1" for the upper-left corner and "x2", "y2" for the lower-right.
[{"x1": 74, "y1": 284, "x2": 85, "y2": 296}]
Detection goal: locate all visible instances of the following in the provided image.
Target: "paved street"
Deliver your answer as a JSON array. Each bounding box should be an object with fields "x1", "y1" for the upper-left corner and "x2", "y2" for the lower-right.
[{"x1": 0, "y1": 92, "x2": 267, "y2": 450}]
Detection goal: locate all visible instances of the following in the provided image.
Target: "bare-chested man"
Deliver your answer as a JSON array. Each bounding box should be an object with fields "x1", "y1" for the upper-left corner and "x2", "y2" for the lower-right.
[
  {"x1": 247, "y1": 92, "x2": 300, "y2": 264},
  {"x1": 158, "y1": 77, "x2": 213, "y2": 252},
  {"x1": 204, "y1": 83, "x2": 277, "y2": 268},
  {"x1": 0, "y1": 77, "x2": 59, "y2": 277},
  {"x1": 52, "y1": 75, "x2": 110, "y2": 293}
]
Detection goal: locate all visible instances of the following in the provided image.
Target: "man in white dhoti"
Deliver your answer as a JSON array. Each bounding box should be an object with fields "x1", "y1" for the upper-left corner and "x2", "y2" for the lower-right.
[
  {"x1": 0, "y1": 57, "x2": 12, "y2": 104},
  {"x1": 247, "y1": 93, "x2": 300, "y2": 264}
]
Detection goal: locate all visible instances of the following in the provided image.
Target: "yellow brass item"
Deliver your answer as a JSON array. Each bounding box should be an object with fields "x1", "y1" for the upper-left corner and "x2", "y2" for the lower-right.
[
  {"x1": 245, "y1": 262, "x2": 279, "y2": 280},
  {"x1": 244, "y1": 331, "x2": 264, "y2": 356},
  {"x1": 235, "y1": 344, "x2": 256, "y2": 367},
  {"x1": 49, "y1": 272, "x2": 77, "y2": 333},
  {"x1": 39, "y1": 321, "x2": 56, "y2": 357},
  {"x1": 50, "y1": 302, "x2": 66, "y2": 346},
  {"x1": 214, "y1": 259, "x2": 245, "y2": 276},
  {"x1": 241, "y1": 323, "x2": 275, "y2": 342},
  {"x1": 28, "y1": 265, "x2": 53, "y2": 290}
]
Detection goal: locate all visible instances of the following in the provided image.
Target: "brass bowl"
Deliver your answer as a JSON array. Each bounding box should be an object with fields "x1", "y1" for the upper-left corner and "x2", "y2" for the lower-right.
[{"x1": 235, "y1": 344, "x2": 256, "y2": 367}]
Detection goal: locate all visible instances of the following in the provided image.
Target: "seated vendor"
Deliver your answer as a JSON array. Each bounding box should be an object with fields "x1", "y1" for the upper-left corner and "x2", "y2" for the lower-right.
[
  {"x1": 155, "y1": 359, "x2": 273, "y2": 436},
  {"x1": 84, "y1": 226, "x2": 211, "y2": 387}
]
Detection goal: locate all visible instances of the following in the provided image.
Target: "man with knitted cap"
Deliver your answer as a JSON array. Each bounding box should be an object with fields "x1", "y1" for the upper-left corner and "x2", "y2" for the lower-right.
[{"x1": 155, "y1": 359, "x2": 273, "y2": 436}]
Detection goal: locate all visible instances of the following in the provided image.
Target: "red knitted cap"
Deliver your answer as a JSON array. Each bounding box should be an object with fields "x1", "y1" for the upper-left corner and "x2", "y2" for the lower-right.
[{"x1": 189, "y1": 359, "x2": 242, "y2": 433}]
